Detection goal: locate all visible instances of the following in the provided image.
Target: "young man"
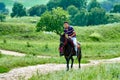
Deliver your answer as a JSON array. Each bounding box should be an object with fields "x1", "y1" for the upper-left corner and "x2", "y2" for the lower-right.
[{"x1": 64, "y1": 22, "x2": 77, "y2": 55}]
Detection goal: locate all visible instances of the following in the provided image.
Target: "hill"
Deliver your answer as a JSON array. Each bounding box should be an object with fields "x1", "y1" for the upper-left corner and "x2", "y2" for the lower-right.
[{"x1": 0, "y1": 16, "x2": 120, "y2": 42}]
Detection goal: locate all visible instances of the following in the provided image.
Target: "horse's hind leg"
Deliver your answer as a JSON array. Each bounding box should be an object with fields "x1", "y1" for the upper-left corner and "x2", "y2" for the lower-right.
[
  {"x1": 65, "y1": 57, "x2": 69, "y2": 71},
  {"x1": 78, "y1": 48, "x2": 82, "y2": 68},
  {"x1": 71, "y1": 57, "x2": 74, "y2": 69}
]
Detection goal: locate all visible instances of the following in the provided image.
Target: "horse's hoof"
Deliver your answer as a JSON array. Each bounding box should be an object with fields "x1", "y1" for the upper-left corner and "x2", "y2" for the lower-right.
[{"x1": 66, "y1": 69, "x2": 69, "y2": 71}]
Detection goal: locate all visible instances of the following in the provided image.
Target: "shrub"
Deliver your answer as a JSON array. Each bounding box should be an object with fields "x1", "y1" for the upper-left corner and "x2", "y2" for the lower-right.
[
  {"x1": 89, "y1": 32, "x2": 103, "y2": 41},
  {"x1": 0, "y1": 14, "x2": 6, "y2": 22},
  {"x1": 0, "y1": 23, "x2": 34, "y2": 35}
]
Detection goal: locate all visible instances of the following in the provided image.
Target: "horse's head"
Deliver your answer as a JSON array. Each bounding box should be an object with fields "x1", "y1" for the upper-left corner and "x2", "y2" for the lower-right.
[{"x1": 59, "y1": 34, "x2": 67, "y2": 54}]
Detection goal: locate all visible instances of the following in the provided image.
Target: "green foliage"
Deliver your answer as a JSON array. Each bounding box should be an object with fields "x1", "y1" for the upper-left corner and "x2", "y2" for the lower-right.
[
  {"x1": 3, "y1": 39, "x2": 7, "y2": 44},
  {"x1": 67, "y1": 5, "x2": 79, "y2": 17},
  {"x1": 0, "y1": 2, "x2": 9, "y2": 14},
  {"x1": 73, "y1": 9, "x2": 89, "y2": 26},
  {"x1": 47, "y1": 0, "x2": 87, "y2": 10},
  {"x1": 26, "y1": 42, "x2": 32, "y2": 47},
  {"x1": 0, "y1": 54, "x2": 88, "y2": 73},
  {"x1": 11, "y1": 2, "x2": 26, "y2": 17},
  {"x1": 106, "y1": 13, "x2": 120, "y2": 23},
  {"x1": 0, "y1": 2, "x2": 5, "y2": 10},
  {"x1": 36, "y1": 7, "x2": 70, "y2": 35},
  {"x1": 0, "y1": 22, "x2": 34, "y2": 35},
  {"x1": 111, "y1": 4, "x2": 120, "y2": 13},
  {"x1": 59, "y1": 0, "x2": 87, "y2": 9},
  {"x1": 0, "y1": 52, "x2": 2, "y2": 58},
  {"x1": 0, "y1": 14, "x2": 6, "y2": 22},
  {"x1": 0, "y1": 55, "x2": 65, "y2": 73},
  {"x1": 28, "y1": 5, "x2": 47, "y2": 16},
  {"x1": 30, "y1": 63, "x2": 120, "y2": 80},
  {"x1": 89, "y1": 32, "x2": 103, "y2": 41},
  {"x1": 47, "y1": 0, "x2": 60, "y2": 11},
  {"x1": 88, "y1": 7, "x2": 107, "y2": 25},
  {"x1": 67, "y1": 5, "x2": 79, "y2": 25},
  {"x1": 87, "y1": 0, "x2": 101, "y2": 11}
]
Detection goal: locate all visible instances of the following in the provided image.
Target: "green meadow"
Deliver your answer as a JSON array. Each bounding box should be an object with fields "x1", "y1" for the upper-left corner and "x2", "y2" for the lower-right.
[
  {"x1": 0, "y1": 17, "x2": 120, "y2": 74},
  {"x1": 30, "y1": 63, "x2": 120, "y2": 80}
]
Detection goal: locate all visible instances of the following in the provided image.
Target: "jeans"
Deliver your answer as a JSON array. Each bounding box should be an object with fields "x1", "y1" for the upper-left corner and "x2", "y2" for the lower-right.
[{"x1": 71, "y1": 37, "x2": 77, "y2": 52}]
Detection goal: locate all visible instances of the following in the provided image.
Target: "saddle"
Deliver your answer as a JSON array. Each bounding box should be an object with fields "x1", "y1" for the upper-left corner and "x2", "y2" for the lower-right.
[
  {"x1": 68, "y1": 39, "x2": 81, "y2": 56},
  {"x1": 68, "y1": 38, "x2": 81, "y2": 49}
]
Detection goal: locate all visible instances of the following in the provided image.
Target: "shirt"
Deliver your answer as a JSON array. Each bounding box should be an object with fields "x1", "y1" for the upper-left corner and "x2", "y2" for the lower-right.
[{"x1": 64, "y1": 26, "x2": 76, "y2": 37}]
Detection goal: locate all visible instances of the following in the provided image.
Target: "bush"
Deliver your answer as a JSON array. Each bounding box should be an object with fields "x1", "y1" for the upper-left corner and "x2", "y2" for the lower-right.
[
  {"x1": 28, "y1": 5, "x2": 47, "y2": 16},
  {"x1": 89, "y1": 32, "x2": 103, "y2": 41},
  {"x1": 111, "y1": 4, "x2": 120, "y2": 13},
  {"x1": 0, "y1": 14, "x2": 6, "y2": 22},
  {"x1": 73, "y1": 9, "x2": 89, "y2": 26},
  {"x1": 11, "y1": 2, "x2": 26, "y2": 17},
  {"x1": 36, "y1": 7, "x2": 70, "y2": 35},
  {"x1": 88, "y1": 7, "x2": 107, "y2": 25},
  {"x1": 0, "y1": 52, "x2": 2, "y2": 58},
  {"x1": 106, "y1": 13, "x2": 120, "y2": 23},
  {"x1": 0, "y1": 23, "x2": 34, "y2": 35}
]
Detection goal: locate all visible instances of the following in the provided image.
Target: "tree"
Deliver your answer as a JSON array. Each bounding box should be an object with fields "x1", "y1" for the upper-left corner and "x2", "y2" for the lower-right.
[
  {"x1": 111, "y1": 4, "x2": 120, "y2": 13},
  {"x1": 87, "y1": 0, "x2": 101, "y2": 11},
  {"x1": 100, "y1": 1, "x2": 113, "y2": 12},
  {"x1": 88, "y1": 7, "x2": 107, "y2": 25},
  {"x1": 47, "y1": 0, "x2": 87, "y2": 10},
  {"x1": 0, "y1": 14, "x2": 6, "y2": 22},
  {"x1": 67, "y1": 5, "x2": 79, "y2": 17},
  {"x1": 0, "y1": 2, "x2": 5, "y2": 10},
  {"x1": 47, "y1": 0, "x2": 60, "y2": 11},
  {"x1": 36, "y1": 7, "x2": 70, "y2": 35},
  {"x1": 28, "y1": 5, "x2": 47, "y2": 16},
  {"x1": 11, "y1": 2, "x2": 26, "y2": 17},
  {"x1": 0, "y1": 2, "x2": 9, "y2": 14},
  {"x1": 59, "y1": 0, "x2": 87, "y2": 9},
  {"x1": 72, "y1": 9, "x2": 89, "y2": 26},
  {"x1": 67, "y1": 5, "x2": 79, "y2": 25}
]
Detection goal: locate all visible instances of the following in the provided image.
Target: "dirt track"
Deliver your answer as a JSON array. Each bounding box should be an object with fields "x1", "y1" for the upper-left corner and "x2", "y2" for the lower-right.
[{"x1": 0, "y1": 49, "x2": 120, "y2": 80}]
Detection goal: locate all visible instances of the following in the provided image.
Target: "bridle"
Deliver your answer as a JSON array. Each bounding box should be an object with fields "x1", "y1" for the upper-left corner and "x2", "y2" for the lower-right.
[{"x1": 59, "y1": 35, "x2": 68, "y2": 53}]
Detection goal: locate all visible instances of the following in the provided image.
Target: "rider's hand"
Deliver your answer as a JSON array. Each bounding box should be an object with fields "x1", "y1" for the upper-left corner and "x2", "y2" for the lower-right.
[{"x1": 68, "y1": 36, "x2": 72, "y2": 39}]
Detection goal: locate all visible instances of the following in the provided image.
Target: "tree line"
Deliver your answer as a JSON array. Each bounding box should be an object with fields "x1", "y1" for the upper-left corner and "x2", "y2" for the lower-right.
[{"x1": 0, "y1": 0, "x2": 120, "y2": 26}]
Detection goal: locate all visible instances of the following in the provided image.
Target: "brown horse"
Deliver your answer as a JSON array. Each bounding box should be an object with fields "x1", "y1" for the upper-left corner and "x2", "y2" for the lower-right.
[{"x1": 59, "y1": 34, "x2": 82, "y2": 71}]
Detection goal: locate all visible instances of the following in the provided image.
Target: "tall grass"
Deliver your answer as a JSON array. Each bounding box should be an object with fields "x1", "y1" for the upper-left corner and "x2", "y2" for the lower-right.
[
  {"x1": 0, "y1": 40, "x2": 120, "y2": 59},
  {"x1": 0, "y1": 22, "x2": 34, "y2": 35},
  {"x1": 75, "y1": 23, "x2": 120, "y2": 42},
  {"x1": 30, "y1": 63, "x2": 120, "y2": 80},
  {"x1": 0, "y1": 54, "x2": 88, "y2": 73}
]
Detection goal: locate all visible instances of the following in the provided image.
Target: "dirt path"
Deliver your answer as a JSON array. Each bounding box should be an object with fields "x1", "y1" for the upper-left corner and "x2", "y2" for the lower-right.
[
  {"x1": 0, "y1": 49, "x2": 120, "y2": 80},
  {"x1": 0, "y1": 49, "x2": 52, "y2": 58}
]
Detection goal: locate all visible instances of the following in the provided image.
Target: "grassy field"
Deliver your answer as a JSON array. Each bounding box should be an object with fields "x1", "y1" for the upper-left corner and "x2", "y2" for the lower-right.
[
  {"x1": 0, "y1": 54, "x2": 88, "y2": 73},
  {"x1": 0, "y1": 17, "x2": 120, "y2": 73},
  {"x1": 30, "y1": 63, "x2": 120, "y2": 80}
]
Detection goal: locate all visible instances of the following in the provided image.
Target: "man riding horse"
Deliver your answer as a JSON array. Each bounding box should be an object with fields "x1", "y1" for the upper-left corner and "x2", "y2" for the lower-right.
[
  {"x1": 59, "y1": 22, "x2": 82, "y2": 70},
  {"x1": 61, "y1": 21, "x2": 78, "y2": 56}
]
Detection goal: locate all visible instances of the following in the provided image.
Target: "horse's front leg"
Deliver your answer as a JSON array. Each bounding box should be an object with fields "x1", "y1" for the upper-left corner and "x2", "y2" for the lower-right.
[
  {"x1": 78, "y1": 48, "x2": 82, "y2": 68},
  {"x1": 71, "y1": 56, "x2": 74, "y2": 68},
  {"x1": 65, "y1": 57, "x2": 69, "y2": 71}
]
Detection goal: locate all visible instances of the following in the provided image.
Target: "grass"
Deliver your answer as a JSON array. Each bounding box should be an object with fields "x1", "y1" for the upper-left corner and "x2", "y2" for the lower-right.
[
  {"x1": 0, "y1": 54, "x2": 88, "y2": 73},
  {"x1": 30, "y1": 63, "x2": 120, "y2": 80},
  {"x1": 0, "y1": 17, "x2": 120, "y2": 74},
  {"x1": 0, "y1": 40, "x2": 120, "y2": 59}
]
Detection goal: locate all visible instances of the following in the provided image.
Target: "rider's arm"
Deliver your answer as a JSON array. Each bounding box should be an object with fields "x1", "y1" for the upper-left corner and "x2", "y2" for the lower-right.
[{"x1": 70, "y1": 31, "x2": 76, "y2": 37}]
